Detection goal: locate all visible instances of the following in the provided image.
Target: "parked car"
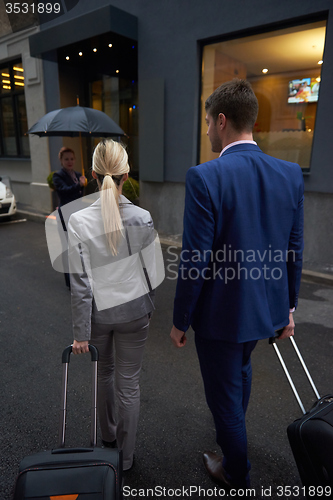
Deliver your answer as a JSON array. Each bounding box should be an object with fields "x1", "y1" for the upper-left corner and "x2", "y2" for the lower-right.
[{"x1": 0, "y1": 176, "x2": 17, "y2": 219}]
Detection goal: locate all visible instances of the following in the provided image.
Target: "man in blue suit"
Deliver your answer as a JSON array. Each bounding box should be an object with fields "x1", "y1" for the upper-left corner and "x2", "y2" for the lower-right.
[{"x1": 170, "y1": 79, "x2": 304, "y2": 489}]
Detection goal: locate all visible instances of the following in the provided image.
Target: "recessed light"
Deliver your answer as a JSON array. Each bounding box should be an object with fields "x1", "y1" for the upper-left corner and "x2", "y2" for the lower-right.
[
  {"x1": 262, "y1": 68, "x2": 268, "y2": 74},
  {"x1": 108, "y1": 44, "x2": 112, "y2": 48},
  {"x1": 66, "y1": 56, "x2": 70, "y2": 60},
  {"x1": 79, "y1": 52, "x2": 83, "y2": 56},
  {"x1": 93, "y1": 48, "x2": 97, "y2": 53},
  {"x1": 116, "y1": 70, "x2": 119, "y2": 73},
  {"x1": 318, "y1": 60, "x2": 323, "y2": 65},
  {"x1": 316, "y1": 77, "x2": 321, "y2": 82}
]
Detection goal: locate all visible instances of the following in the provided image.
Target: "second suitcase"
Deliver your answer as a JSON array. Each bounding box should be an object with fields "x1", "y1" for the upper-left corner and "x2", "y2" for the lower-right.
[
  {"x1": 270, "y1": 336, "x2": 333, "y2": 497},
  {"x1": 14, "y1": 344, "x2": 123, "y2": 500},
  {"x1": 287, "y1": 395, "x2": 333, "y2": 491}
]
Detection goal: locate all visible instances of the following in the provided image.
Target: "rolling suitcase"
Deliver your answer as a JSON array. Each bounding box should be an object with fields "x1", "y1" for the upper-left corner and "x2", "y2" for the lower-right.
[
  {"x1": 13, "y1": 344, "x2": 122, "y2": 500},
  {"x1": 270, "y1": 336, "x2": 333, "y2": 498}
]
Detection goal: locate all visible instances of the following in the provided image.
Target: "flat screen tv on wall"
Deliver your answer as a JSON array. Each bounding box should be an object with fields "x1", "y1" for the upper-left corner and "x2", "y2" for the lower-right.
[{"x1": 288, "y1": 78, "x2": 320, "y2": 103}]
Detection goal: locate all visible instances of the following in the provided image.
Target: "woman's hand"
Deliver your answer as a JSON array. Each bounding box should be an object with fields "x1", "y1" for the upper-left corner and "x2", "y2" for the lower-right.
[
  {"x1": 79, "y1": 175, "x2": 87, "y2": 186},
  {"x1": 72, "y1": 339, "x2": 89, "y2": 354}
]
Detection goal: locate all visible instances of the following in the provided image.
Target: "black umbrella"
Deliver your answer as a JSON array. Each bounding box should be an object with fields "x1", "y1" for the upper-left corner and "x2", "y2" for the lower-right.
[
  {"x1": 27, "y1": 105, "x2": 125, "y2": 137},
  {"x1": 27, "y1": 104, "x2": 126, "y2": 175}
]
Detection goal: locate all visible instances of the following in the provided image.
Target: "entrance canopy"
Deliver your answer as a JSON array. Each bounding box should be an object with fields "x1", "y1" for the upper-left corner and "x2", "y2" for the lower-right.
[{"x1": 29, "y1": 4, "x2": 137, "y2": 58}]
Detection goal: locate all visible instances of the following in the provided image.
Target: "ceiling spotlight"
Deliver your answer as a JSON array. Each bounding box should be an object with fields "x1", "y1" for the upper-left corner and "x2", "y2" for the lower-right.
[
  {"x1": 79, "y1": 52, "x2": 83, "y2": 56},
  {"x1": 93, "y1": 48, "x2": 97, "y2": 52},
  {"x1": 108, "y1": 44, "x2": 112, "y2": 48},
  {"x1": 116, "y1": 70, "x2": 119, "y2": 73},
  {"x1": 318, "y1": 60, "x2": 323, "y2": 65},
  {"x1": 66, "y1": 56, "x2": 70, "y2": 60},
  {"x1": 262, "y1": 68, "x2": 268, "y2": 74}
]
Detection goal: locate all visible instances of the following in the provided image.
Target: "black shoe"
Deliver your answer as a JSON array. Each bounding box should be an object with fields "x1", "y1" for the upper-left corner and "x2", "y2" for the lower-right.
[
  {"x1": 102, "y1": 439, "x2": 117, "y2": 448},
  {"x1": 203, "y1": 451, "x2": 249, "y2": 491},
  {"x1": 203, "y1": 451, "x2": 233, "y2": 489}
]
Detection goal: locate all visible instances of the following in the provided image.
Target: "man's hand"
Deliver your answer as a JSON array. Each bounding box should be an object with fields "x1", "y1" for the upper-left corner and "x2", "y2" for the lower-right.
[
  {"x1": 72, "y1": 339, "x2": 89, "y2": 354},
  {"x1": 277, "y1": 312, "x2": 295, "y2": 340},
  {"x1": 170, "y1": 325, "x2": 187, "y2": 348}
]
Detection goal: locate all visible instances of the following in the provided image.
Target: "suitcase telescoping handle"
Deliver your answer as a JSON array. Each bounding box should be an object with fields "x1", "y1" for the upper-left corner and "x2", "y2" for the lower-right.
[
  {"x1": 269, "y1": 336, "x2": 320, "y2": 415},
  {"x1": 59, "y1": 344, "x2": 99, "y2": 448}
]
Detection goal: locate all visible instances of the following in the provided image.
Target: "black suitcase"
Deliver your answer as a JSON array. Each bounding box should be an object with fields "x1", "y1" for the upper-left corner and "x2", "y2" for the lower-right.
[
  {"x1": 13, "y1": 345, "x2": 122, "y2": 500},
  {"x1": 270, "y1": 336, "x2": 333, "y2": 498}
]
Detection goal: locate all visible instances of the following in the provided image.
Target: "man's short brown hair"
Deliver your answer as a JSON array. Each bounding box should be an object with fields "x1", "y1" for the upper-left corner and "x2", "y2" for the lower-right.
[{"x1": 205, "y1": 79, "x2": 258, "y2": 133}]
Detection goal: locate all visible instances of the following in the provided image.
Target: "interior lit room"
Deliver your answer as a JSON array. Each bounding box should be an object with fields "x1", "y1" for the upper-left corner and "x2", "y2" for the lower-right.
[{"x1": 200, "y1": 19, "x2": 326, "y2": 171}]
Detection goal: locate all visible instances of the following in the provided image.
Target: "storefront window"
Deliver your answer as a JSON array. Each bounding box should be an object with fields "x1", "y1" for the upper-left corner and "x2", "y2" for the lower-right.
[
  {"x1": 200, "y1": 20, "x2": 327, "y2": 170},
  {"x1": 0, "y1": 60, "x2": 30, "y2": 157},
  {"x1": 90, "y1": 76, "x2": 138, "y2": 178},
  {"x1": 1, "y1": 97, "x2": 17, "y2": 155}
]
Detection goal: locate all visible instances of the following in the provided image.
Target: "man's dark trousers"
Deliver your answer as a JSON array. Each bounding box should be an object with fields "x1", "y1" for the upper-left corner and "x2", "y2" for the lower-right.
[{"x1": 195, "y1": 333, "x2": 258, "y2": 487}]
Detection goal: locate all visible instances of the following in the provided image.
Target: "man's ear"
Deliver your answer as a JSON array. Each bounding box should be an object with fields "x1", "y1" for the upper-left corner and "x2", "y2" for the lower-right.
[{"x1": 218, "y1": 113, "x2": 226, "y2": 130}]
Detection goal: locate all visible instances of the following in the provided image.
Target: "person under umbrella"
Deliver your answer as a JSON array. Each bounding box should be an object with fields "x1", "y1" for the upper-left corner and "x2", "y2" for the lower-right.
[{"x1": 53, "y1": 146, "x2": 86, "y2": 207}]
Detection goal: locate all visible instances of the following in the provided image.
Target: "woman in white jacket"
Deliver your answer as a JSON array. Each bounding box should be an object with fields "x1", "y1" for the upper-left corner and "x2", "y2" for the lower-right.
[{"x1": 68, "y1": 139, "x2": 155, "y2": 471}]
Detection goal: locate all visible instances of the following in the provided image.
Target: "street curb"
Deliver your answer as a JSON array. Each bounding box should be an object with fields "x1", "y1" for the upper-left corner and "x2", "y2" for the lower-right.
[
  {"x1": 18, "y1": 211, "x2": 333, "y2": 287},
  {"x1": 301, "y1": 269, "x2": 333, "y2": 287},
  {"x1": 159, "y1": 237, "x2": 182, "y2": 248},
  {"x1": 17, "y1": 209, "x2": 48, "y2": 223}
]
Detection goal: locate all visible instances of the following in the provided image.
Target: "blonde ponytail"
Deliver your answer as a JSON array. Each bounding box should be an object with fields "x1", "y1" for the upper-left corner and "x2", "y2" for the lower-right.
[{"x1": 92, "y1": 139, "x2": 130, "y2": 255}]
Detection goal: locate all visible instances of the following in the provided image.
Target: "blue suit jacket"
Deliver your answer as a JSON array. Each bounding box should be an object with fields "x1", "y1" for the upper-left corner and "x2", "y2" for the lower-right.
[
  {"x1": 53, "y1": 168, "x2": 84, "y2": 207},
  {"x1": 173, "y1": 144, "x2": 304, "y2": 343}
]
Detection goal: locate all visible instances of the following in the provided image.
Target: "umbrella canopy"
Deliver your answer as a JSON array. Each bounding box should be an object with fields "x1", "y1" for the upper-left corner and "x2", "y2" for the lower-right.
[{"x1": 27, "y1": 105, "x2": 125, "y2": 137}]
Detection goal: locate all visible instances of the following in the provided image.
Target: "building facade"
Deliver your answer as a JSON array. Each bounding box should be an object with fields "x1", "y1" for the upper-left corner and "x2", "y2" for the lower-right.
[{"x1": 0, "y1": 0, "x2": 332, "y2": 269}]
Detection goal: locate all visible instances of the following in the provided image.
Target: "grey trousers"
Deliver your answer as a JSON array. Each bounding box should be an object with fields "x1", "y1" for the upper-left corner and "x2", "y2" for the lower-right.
[{"x1": 91, "y1": 315, "x2": 149, "y2": 470}]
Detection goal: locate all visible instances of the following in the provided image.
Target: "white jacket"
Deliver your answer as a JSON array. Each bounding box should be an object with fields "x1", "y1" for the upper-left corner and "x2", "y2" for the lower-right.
[{"x1": 67, "y1": 195, "x2": 158, "y2": 341}]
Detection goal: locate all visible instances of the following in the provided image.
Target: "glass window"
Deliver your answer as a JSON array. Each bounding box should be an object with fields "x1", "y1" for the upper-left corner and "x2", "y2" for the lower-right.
[
  {"x1": 200, "y1": 20, "x2": 327, "y2": 170},
  {"x1": 1, "y1": 97, "x2": 17, "y2": 156},
  {"x1": 0, "y1": 60, "x2": 30, "y2": 157},
  {"x1": 1, "y1": 68, "x2": 11, "y2": 94},
  {"x1": 90, "y1": 75, "x2": 138, "y2": 177}
]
